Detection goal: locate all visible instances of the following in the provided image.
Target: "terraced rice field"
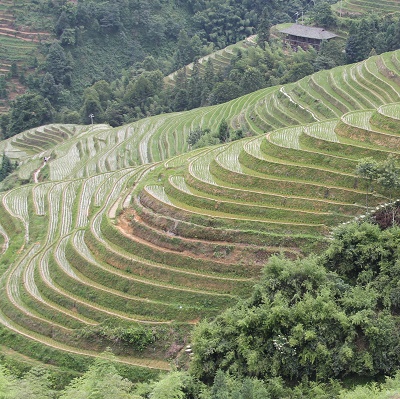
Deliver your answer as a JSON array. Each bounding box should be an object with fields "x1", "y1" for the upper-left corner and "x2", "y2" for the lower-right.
[
  {"x1": 0, "y1": 0, "x2": 52, "y2": 112},
  {"x1": 2, "y1": 50, "x2": 400, "y2": 375},
  {"x1": 333, "y1": 0, "x2": 400, "y2": 14},
  {"x1": 164, "y1": 38, "x2": 256, "y2": 87}
]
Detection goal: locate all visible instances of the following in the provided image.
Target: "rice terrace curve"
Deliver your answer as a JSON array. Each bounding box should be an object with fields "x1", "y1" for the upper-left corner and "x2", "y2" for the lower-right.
[{"x1": 2, "y1": 49, "x2": 400, "y2": 373}]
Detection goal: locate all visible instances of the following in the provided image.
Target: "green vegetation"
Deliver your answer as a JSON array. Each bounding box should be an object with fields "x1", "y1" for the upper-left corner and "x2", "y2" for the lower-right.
[
  {"x1": 0, "y1": 0, "x2": 396, "y2": 137},
  {"x1": 3, "y1": 221, "x2": 400, "y2": 397},
  {"x1": 3, "y1": 1, "x2": 400, "y2": 395},
  {"x1": 188, "y1": 221, "x2": 400, "y2": 395}
]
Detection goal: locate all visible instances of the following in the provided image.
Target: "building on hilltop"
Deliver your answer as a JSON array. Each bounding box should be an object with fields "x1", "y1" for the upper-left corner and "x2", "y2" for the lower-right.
[{"x1": 279, "y1": 24, "x2": 338, "y2": 50}]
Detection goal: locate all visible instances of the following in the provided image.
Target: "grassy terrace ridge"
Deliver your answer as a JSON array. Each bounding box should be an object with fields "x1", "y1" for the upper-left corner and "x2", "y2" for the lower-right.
[
  {"x1": 3, "y1": 50, "x2": 400, "y2": 374},
  {"x1": 2, "y1": 50, "x2": 400, "y2": 185},
  {"x1": 164, "y1": 38, "x2": 256, "y2": 87}
]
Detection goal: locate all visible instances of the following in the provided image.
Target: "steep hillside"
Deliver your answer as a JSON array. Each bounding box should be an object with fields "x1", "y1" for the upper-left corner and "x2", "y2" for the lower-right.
[
  {"x1": 1, "y1": 50, "x2": 400, "y2": 376},
  {"x1": 0, "y1": 0, "x2": 52, "y2": 112}
]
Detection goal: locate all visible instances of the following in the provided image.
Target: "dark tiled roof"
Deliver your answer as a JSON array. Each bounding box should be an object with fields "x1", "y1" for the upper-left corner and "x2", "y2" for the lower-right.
[{"x1": 279, "y1": 24, "x2": 337, "y2": 40}]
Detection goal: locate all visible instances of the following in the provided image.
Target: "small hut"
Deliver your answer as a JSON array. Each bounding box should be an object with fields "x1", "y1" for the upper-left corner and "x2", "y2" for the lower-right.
[{"x1": 279, "y1": 24, "x2": 338, "y2": 50}]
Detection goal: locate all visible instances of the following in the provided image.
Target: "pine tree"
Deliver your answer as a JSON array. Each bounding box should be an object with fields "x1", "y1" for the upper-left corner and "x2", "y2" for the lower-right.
[
  {"x1": 257, "y1": 7, "x2": 271, "y2": 50},
  {"x1": 0, "y1": 153, "x2": 13, "y2": 182},
  {"x1": 218, "y1": 120, "x2": 230, "y2": 143},
  {"x1": 46, "y1": 42, "x2": 72, "y2": 85}
]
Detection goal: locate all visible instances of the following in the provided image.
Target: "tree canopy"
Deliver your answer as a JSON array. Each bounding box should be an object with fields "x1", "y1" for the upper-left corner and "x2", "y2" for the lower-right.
[{"x1": 191, "y1": 222, "x2": 400, "y2": 384}]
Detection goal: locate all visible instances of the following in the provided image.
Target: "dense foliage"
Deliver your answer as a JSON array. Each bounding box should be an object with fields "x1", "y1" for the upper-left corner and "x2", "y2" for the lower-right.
[
  {"x1": 190, "y1": 221, "x2": 400, "y2": 386},
  {"x1": 0, "y1": 154, "x2": 16, "y2": 183}
]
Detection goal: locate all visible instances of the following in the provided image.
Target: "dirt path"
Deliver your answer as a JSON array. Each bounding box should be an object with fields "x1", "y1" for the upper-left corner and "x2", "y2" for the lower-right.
[{"x1": 33, "y1": 159, "x2": 48, "y2": 183}]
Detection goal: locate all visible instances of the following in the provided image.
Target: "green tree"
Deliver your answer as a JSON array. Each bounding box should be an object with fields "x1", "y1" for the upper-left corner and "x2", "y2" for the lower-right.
[
  {"x1": 0, "y1": 75, "x2": 7, "y2": 99},
  {"x1": 187, "y1": 126, "x2": 210, "y2": 147},
  {"x1": 149, "y1": 372, "x2": 185, "y2": 399},
  {"x1": 17, "y1": 367, "x2": 55, "y2": 399},
  {"x1": 346, "y1": 18, "x2": 378, "y2": 63},
  {"x1": 45, "y1": 42, "x2": 72, "y2": 85},
  {"x1": 203, "y1": 60, "x2": 215, "y2": 92},
  {"x1": 312, "y1": 1, "x2": 337, "y2": 29},
  {"x1": 256, "y1": 7, "x2": 271, "y2": 50},
  {"x1": 9, "y1": 62, "x2": 18, "y2": 78},
  {"x1": 7, "y1": 93, "x2": 54, "y2": 137},
  {"x1": 323, "y1": 222, "x2": 400, "y2": 311},
  {"x1": 55, "y1": 10, "x2": 70, "y2": 37},
  {"x1": 187, "y1": 60, "x2": 203, "y2": 109},
  {"x1": 218, "y1": 120, "x2": 229, "y2": 143},
  {"x1": 60, "y1": 28, "x2": 76, "y2": 46},
  {"x1": 40, "y1": 72, "x2": 60, "y2": 103},
  {"x1": 314, "y1": 39, "x2": 345, "y2": 71},
  {"x1": 80, "y1": 89, "x2": 104, "y2": 123},
  {"x1": 211, "y1": 370, "x2": 229, "y2": 399},
  {"x1": 173, "y1": 30, "x2": 194, "y2": 70},
  {"x1": 356, "y1": 157, "x2": 379, "y2": 212},
  {"x1": 60, "y1": 351, "x2": 133, "y2": 399},
  {"x1": 192, "y1": 248, "x2": 400, "y2": 384},
  {"x1": 284, "y1": 62, "x2": 314, "y2": 83},
  {"x1": 0, "y1": 153, "x2": 13, "y2": 182},
  {"x1": 240, "y1": 67, "x2": 266, "y2": 95},
  {"x1": 211, "y1": 81, "x2": 241, "y2": 105},
  {"x1": 377, "y1": 155, "x2": 400, "y2": 226},
  {"x1": 141, "y1": 56, "x2": 158, "y2": 71},
  {"x1": 92, "y1": 80, "x2": 113, "y2": 110},
  {"x1": 0, "y1": 364, "x2": 16, "y2": 398}
]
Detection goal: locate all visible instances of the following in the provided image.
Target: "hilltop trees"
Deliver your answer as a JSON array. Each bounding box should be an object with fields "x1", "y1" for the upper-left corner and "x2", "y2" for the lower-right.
[
  {"x1": 312, "y1": 1, "x2": 337, "y2": 29},
  {"x1": 5, "y1": 93, "x2": 54, "y2": 138},
  {"x1": 45, "y1": 42, "x2": 72, "y2": 86}
]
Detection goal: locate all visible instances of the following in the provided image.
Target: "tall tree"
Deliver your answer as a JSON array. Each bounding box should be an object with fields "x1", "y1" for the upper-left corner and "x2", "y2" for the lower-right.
[
  {"x1": 55, "y1": 10, "x2": 70, "y2": 37},
  {"x1": 80, "y1": 88, "x2": 104, "y2": 123},
  {"x1": 312, "y1": 1, "x2": 337, "y2": 29},
  {"x1": 356, "y1": 157, "x2": 379, "y2": 213},
  {"x1": 60, "y1": 351, "x2": 133, "y2": 399},
  {"x1": 218, "y1": 120, "x2": 230, "y2": 143},
  {"x1": 257, "y1": 7, "x2": 271, "y2": 50},
  {"x1": 377, "y1": 155, "x2": 400, "y2": 226},
  {"x1": 149, "y1": 372, "x2": 185, "y2": 399},
  {"x1": 173, "y1": 30, "x2": 194, "y2": 70},
  {"x1": 0, "y1": 364, "x2": 16, "y2": 398},
  {"x1": 45, "y1": 42, "x2": 72, "y2": 86},
  {"x1": 7, "y1": 93, "x2": 54, "y2": 137},
  {"x1": 187, "y1": 60, "x2": 203, "y2": 109},
  {"x1": 17, "y1": 367, "x2": 55, "y2": 399},
  {"x1": 0, "y1": 153, "x2": 13, "y2": 182}
]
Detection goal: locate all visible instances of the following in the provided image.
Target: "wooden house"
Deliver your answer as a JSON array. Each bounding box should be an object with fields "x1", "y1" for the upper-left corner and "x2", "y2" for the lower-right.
[{"x1": 279, "y1": 24, "x2": 338, "y2": 50}]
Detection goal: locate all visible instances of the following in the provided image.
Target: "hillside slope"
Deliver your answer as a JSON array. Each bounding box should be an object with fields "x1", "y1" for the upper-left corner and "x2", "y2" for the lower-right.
[
  {"x1": 3, "y1": 50, "x2": 400, "y2": 184},
  {"x1": 1, "y1": 50, "x2": 400, "y2": 374}
]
